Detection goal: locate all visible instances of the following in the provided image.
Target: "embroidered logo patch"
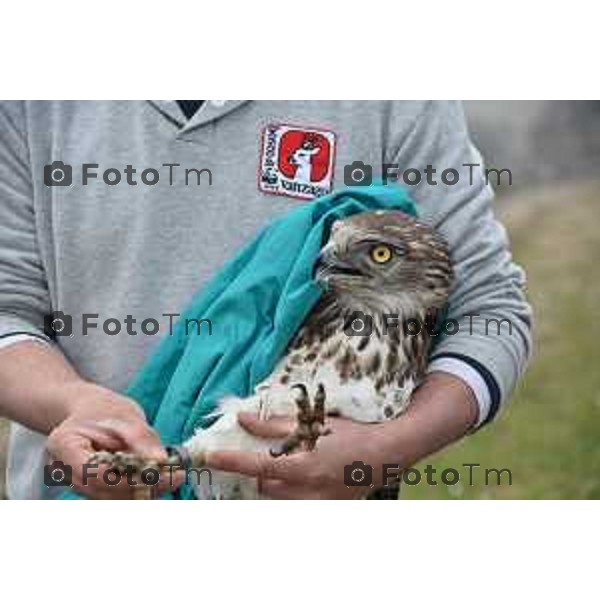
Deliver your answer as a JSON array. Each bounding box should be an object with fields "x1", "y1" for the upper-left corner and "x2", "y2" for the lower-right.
[{"x1": 259, "y1": 124, "x2": 336, "y2": 200}]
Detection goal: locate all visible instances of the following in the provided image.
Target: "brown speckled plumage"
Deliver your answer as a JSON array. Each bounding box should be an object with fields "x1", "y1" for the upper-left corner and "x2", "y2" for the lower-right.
[{"x1": 277, "y1": 210, "x2": 454, "y2": 406}]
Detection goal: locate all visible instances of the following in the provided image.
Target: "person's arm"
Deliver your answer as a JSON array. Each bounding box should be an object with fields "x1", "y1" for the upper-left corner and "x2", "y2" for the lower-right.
[
  {"x1": 0, "y1": 341, "x2": 182, "y2": 499},
  {"x1": 0, "y1": 102, "x2": 179, "y2": 499},
  {"x1": 391, "y1": 100, "x2": 533, "y2": 428},
  {"x1": 0, "y1": 340, "x2": 85, "y2": 433}
]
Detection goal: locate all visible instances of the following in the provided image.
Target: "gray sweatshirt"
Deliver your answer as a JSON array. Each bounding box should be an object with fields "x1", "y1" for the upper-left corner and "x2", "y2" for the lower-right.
[{"x1": 0, "y1": 101, "x2": 532, "y2": 499}]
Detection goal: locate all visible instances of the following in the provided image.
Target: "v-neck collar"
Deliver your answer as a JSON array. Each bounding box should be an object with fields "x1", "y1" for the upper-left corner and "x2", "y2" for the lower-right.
[{"x1": 148, "y1": 100, "x2": 249, "y2": 133}]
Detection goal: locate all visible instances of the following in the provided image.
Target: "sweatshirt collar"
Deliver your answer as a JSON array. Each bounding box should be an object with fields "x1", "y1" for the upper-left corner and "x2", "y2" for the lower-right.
[{"x1": 148, "y1": 100, "x2": 249, "y2": 132}]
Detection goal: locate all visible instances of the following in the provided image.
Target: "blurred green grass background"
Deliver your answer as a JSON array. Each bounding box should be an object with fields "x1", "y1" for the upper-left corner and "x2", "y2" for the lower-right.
[
  {"x1": 403, "y1": 181, "x2": 600, "y2": 499},
  {"x1": 1, "y1": 181, "x2": 599, "y2": 499}
]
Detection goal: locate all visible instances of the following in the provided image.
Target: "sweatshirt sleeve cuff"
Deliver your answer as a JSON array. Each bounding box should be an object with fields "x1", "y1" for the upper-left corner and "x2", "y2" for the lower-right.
[
  {"x1": 0, "y1": 332, "x2": 50, "y2": 351},
  {"x1": 427, "y1": 353, "x2": 502, "y2": 428}
]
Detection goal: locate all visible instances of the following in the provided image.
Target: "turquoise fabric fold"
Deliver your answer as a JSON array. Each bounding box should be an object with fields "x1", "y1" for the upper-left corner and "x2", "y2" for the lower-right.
[{"x1": 59, "y1": 184, "x2": 416, "y2": 499}]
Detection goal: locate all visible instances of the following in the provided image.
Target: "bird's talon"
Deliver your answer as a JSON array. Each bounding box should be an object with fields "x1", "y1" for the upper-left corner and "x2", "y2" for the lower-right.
[{"x1": 270, "y1": 383, "x2": 329, "y2": 457}]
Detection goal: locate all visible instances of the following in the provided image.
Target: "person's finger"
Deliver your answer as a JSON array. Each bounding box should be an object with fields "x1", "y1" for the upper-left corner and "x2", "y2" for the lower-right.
[
  {"x1": 94, "y1": 462, "x2": 186, "y2": 496},
  {"x1": 73, "y1": 464, "x2": 182, "y2": 500},
  {"x1": 156, "y1": 468, "x2": 186, "y2": 492},
  {"x1": 70, "y1": 468, "x2": 137, "y2": 499},
  {"x1": 74, "y1": 482, "x2": 136, "y2": 500},
  {"x1": 82, "y1": 484, "x2": 139, "y2": 500},
  {"x1": 93, "y1": 419, "x2": 166, "y2": 462},
  {"x1": 205, "y1": 450, "x2": 281, "y2": 478},
  {"x1": 205, "y1": 449, "x2": 305, "y2": 482},
  {"x1": 258, "y1": 478, "x2": 322, "y2": 500},
  {"x1": 78, "y1": 461, "x2": 147, "y2": 496},
  {"x1": 76, "y1": 473, "x2": 180, "y2": 500},
  {"x1": 237, "y1": 413, "x2": 295, "y2": 439},
  {"x1": 47, "y1": 425, "x2": 118, "y2": 465}
]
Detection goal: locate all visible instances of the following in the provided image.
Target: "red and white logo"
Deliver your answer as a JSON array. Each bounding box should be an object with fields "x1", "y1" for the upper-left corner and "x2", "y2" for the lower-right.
[{"x1": 259, "y1": 124, "x2": 336, "y2": 200}]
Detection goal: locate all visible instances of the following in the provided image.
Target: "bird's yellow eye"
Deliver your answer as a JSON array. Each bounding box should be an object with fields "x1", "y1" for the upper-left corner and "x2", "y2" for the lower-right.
[{"x1": 370, "y1": 244, "x2": 393, "y2": 264}]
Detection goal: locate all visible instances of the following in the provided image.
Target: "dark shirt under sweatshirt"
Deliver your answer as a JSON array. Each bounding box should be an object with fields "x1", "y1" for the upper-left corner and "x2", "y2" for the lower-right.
[{"x1": 176, "y1": 100, "x2": 205, "y2": 120}]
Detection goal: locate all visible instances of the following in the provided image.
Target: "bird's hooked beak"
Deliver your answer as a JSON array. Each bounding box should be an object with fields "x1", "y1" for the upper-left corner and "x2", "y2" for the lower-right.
[{"x1": 314, "y1": 239, "x2": 361, "y2": 284}]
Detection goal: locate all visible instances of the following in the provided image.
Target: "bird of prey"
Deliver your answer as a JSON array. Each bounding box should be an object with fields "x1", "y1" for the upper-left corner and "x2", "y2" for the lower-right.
[{"x1": 184, "y1": 209, "x2": 454, "y2": 499}]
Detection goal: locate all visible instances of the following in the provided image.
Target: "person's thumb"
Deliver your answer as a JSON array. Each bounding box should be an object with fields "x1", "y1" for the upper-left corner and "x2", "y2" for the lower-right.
[{"x1": 95, "y1": 418, "x2": 166, "y2": 462}]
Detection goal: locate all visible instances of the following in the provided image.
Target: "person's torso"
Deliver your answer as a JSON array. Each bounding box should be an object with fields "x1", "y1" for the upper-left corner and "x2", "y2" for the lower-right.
[{"x1": 11, "y1": 99, "x2": 432, "y2": 498}]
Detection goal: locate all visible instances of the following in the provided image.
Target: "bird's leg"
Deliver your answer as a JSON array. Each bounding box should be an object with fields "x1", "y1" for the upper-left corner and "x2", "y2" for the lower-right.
[
  {"x1": 307, "y1": 382, "x2": 332, "y2": 450},
  {"x1": 88, "y1": 450, "x2": 155, "y2": 499},
  {"x1": 269, "y1": 384, "x2": 311, "y2": 457},
  {"x1": 270, "y1": 383, "x2": 331, "y2": 457},
  {"x1": 87, "y1": 447, "x2": 202, "y2": 500}
]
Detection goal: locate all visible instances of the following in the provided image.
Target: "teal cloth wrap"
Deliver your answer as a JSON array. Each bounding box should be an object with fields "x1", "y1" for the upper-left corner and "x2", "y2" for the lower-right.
[{"x1": 59, "y1": 184, "x2": 416, "y2": 499}]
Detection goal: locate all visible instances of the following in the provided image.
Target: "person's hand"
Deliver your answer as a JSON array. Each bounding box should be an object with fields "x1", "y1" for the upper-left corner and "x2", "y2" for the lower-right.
[
  {"x1": 206, "y1": 413, "x2": 396, "y2": 499},
  {"x1": 46, "y1": 381, "x2": 184, "y2": 499},
  {"x1": 205, "y1": 373, "x2": 479, "y2": 499}
]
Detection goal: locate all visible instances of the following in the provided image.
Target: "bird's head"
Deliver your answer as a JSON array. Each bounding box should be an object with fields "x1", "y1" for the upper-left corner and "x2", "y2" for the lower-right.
[{"x1": 315, "y1": 210, "x2": 454, "y2": 317}]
